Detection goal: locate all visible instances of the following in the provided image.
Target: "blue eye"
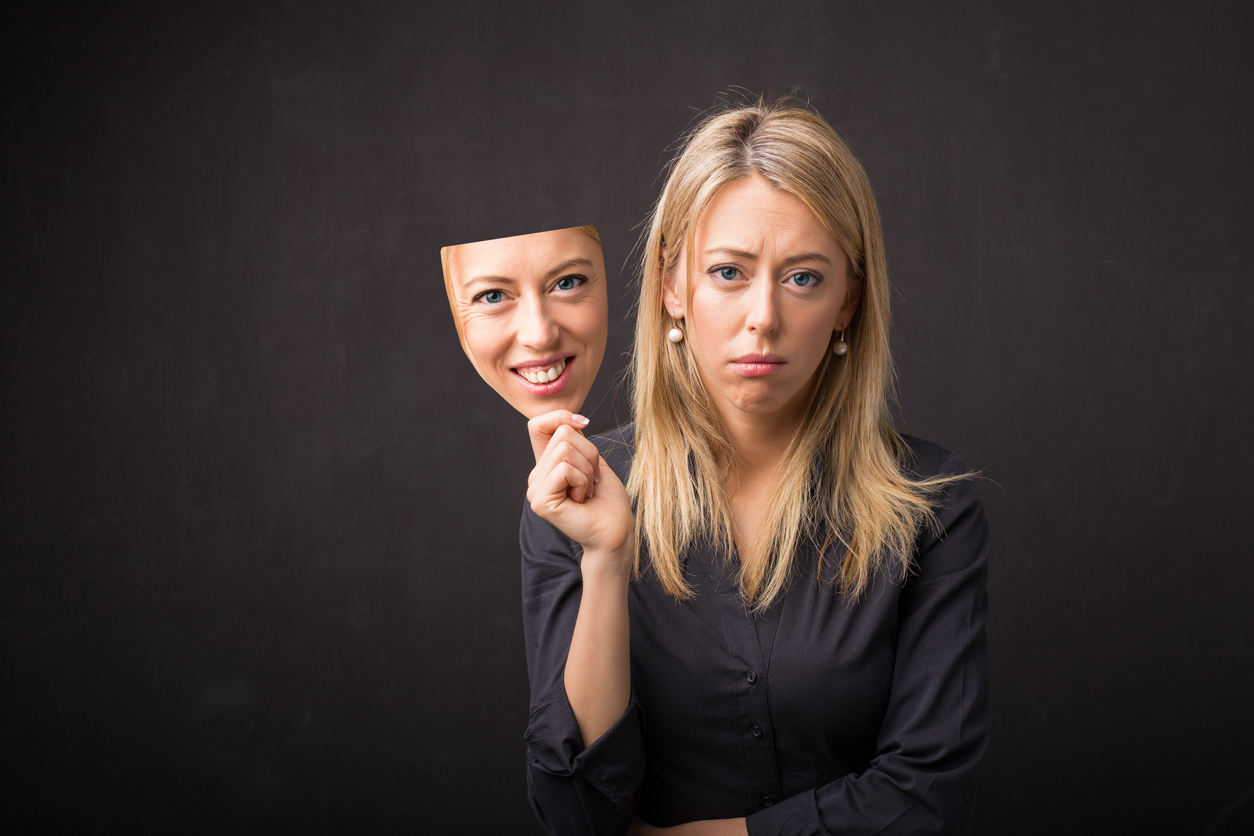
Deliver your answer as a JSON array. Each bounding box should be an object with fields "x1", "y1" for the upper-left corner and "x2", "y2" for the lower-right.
[
  {"x1": 717, "y1": 266, "x2": 740, "y2": 281},
  {"x1": 790, "y1": 272, "x2": 819, "y2": 287},
  {"x1": 478, "y1": 290, "x2": 504, "y2": 304},
  {"x1": 556, "y1": 275, "x2": 583, "y2": 291}
]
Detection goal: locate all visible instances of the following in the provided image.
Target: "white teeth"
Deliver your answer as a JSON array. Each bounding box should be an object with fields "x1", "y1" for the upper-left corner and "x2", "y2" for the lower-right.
[{"x1": 519, "y1": 358, "x2": 565, "y2": 384}]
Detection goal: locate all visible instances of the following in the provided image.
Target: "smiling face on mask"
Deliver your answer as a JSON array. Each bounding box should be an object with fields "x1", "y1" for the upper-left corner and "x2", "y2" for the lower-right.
[{"x1": 442, "y1": 226, "x2": 609, "y2": 419}]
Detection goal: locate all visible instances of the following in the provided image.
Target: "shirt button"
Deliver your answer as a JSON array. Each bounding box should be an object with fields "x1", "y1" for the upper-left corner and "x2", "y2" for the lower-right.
[
  {"x1": 751, "y1": 724, "x2": 763, "y2": 738},
  {"x1": 763, "y1": 795, "x2": 774, "y2": 806},
  {"x1": 746, "y1": 670, "x2": 758, "y2": 684}
]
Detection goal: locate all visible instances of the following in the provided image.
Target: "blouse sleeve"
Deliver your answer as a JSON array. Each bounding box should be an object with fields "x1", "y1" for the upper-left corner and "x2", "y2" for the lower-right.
[
  {"x1": 520, "y1": 500, "x2": 647, "y2": 836},
  {"x1": 747, "y1": 454, "x2": 991, "y2": 836}
]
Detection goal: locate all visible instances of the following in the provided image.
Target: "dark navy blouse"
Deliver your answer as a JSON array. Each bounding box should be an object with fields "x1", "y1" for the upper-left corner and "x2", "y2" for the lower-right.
[{"x1": 521, "y1": 426, "x2": 990, "y2": 836}]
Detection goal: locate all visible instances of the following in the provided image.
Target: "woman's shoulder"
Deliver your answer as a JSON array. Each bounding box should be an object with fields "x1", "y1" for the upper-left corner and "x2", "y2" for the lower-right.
[
  {"x1": 896, "y1": 434, "x2": 988, "y2": 562},
  {"x1": 897, "y1": 433, "x2": 975, "y2": 482}
]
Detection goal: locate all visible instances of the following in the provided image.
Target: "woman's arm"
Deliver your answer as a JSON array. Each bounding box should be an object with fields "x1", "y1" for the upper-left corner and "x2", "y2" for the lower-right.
[
  {"x1": 522, "y1": 419, "x2": 643, "y2": 836},
  {"x1": 526, "y1": 417, "x2": 636, "y2": 746},
  {"x1": 564, "y1": 533, "x2": 633, "y2": 747}
]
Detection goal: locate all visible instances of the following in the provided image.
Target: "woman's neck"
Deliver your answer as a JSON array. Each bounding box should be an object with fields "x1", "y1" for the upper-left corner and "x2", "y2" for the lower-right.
[
  {"x1": 718, "y1": 408, "x2": 801, "y2": 569},
  {"x1": 718, "y1": 403, "x2": 803, "y2": 488}
]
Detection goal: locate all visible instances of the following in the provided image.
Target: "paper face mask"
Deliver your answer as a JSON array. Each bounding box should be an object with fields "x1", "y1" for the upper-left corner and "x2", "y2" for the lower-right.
[{"x1": 441, "y1": 226, "x2": 609, "y2": 419}]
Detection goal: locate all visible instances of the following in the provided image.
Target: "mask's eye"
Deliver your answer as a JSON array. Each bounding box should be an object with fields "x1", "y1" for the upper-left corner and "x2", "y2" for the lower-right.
[
  {"x1": 555, "y1": 275, "x2": 585, "y2": 291},
  {"x1": 716, "y1": 266, "x2": 740, "y2": 281},
  {"x1": 475, "y1": 289, "x2": 505, "y2": 304},
  {"x1": 789, "y1": 272, "x2": 820, "y2": 288}
]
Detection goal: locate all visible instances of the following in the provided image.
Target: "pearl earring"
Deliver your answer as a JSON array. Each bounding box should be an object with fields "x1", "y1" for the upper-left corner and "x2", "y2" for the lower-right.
[
  {"x1": 834, "y1": 329, "x2": 849, "y2": 356},
  {"x1": 668, "y1": 326, "x2": 684, "y2": 343}
]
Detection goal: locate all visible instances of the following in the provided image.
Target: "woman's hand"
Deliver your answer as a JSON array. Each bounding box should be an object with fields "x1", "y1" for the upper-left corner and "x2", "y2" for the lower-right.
[{"x1": 526, "y1": 415, "x2": 634, "y2": 565}]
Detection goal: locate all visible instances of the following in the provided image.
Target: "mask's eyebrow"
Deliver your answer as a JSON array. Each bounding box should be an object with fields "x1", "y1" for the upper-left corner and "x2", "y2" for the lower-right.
[
  {"x1": 459, "y1": 275, "x2": 517, "y2": 296},
  {"x1": 462, "y1": 257, "x2": 595, "y2": 292},
  {"x1": 543, "y1": 257, "x2": 596, "y2": 279}
]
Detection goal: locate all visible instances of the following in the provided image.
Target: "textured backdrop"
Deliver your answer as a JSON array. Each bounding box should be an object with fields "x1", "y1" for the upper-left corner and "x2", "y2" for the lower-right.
[{"x1": 3, "y1": 2, "x2": 1252, "y2": 833}]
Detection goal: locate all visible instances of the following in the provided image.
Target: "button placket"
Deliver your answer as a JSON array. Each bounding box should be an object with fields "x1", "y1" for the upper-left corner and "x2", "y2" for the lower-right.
[{"x1": 713, "y1": 577, "x2": 784, "y2": 814}]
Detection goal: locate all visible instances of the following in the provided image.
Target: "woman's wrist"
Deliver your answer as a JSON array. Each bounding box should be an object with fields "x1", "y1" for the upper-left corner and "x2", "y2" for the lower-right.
[{"x1": 580, "y1": 539, "x2": 635, "y2": 582}]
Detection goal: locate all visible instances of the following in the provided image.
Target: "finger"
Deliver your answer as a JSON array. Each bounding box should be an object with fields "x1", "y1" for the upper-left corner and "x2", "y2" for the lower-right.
[
  {"x1": 587, "y1": 455, "x2": 630, "y2": 508},
  {"x1": 527, "y1": 409, "x2": 590, "y2": 463},
  {"x1": 534, "y1": 438, "x2": 598, "y2": 505},
  {"x1": 587, "y1": 454, "x2": 605, "y2": 500},
  {"x1": 534, "y1": 428, "x2": 599, "y2": 485},
  {"x1": 546, "y1": 424, "x2": 602, "y2": 476},
  {"x1": 563, "y1": 442, "x2": 596, "y2": 505},
  {"x1": 591, "y1": 455, "x2": 620, "y2": 493},
  {"x1": 528, "y1": 459, "x2": 592, "y2": 517},
  {"x1": 573, "y1": 454, "x2": 610, "y2": 504}
]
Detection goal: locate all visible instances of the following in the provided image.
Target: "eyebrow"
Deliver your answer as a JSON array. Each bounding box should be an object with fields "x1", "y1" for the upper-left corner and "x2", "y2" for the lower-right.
[
  {"x1": 702, "y1": 247, "x2": 832, "y2": 267},
  {"x1": 461, "y1": 275, "x2": 517, "y2": 295},
  {"x1": 543, "y1": 257, "x2": 596, "y2": 279},
  {"x1": 461, "y1": 257, "x2": 597, "y2": 295}
]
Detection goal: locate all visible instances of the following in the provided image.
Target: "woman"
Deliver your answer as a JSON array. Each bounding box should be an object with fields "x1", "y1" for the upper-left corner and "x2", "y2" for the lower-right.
[{"x1": 521, "y1": 100, "x2": 990, "y2": 836}]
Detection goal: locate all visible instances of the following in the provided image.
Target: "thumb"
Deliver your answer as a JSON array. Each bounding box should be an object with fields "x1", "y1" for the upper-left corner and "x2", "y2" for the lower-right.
[{"x1": 585, "y1": 455, "x2": 632, "y2": 512}]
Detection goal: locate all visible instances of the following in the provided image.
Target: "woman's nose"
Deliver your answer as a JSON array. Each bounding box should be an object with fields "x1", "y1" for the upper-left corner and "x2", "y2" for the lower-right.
[
  {"x1": 517, "y1": 295, "x2": 560, "y2": 349},
  {"x1": 745, "y1": 278, "x2": 779, "y2": 334}
]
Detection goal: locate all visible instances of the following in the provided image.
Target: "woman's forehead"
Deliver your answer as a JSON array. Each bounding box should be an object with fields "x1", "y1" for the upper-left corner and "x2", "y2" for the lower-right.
[
  {"x1": 450, "y1": 228, "x2": 603, "y2": 284},
  {"x1": 690, "y1": 177, "x2": 844, "y2": 262}
]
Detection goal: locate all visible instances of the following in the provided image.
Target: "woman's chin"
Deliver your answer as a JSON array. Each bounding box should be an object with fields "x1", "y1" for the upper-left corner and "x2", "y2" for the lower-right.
[{"x1": 509, "y1": 387, "x2": 588, "y2": 421}]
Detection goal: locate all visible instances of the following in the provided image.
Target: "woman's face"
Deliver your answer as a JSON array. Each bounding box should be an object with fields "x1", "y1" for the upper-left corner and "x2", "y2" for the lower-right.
[
  {"x1": 445, "y1": 228, "x2": 608, "y2": 419},
  {"x1": 664, "y1": 173, "x2": 859, "y2": 429}
]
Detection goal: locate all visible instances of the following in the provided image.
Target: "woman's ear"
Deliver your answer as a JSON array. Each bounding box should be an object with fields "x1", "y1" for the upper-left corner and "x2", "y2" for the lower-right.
[
  {"x1": 660, "y1": 246, "x2": 686, "y2": 319},
  {"x1": 837, "y1": 277, "x2": 863, "y2": 331}
]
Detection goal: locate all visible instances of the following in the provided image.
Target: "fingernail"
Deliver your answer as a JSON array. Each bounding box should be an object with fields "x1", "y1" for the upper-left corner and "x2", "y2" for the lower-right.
[
  {"x1": 572, "y1": 414, "x2": 590, "y2": 426},
  {"x1": 594, "y1": 466, "x2": 602, "y2": 484}
]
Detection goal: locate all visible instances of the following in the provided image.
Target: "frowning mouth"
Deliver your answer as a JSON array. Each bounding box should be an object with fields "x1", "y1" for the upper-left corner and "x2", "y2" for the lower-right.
[
  {"x1": 731, "y1": 353, "x2": 785, "y2": 377},
  {"x1": 511, "y1": 355, "x2": 575, "y2": 394}
]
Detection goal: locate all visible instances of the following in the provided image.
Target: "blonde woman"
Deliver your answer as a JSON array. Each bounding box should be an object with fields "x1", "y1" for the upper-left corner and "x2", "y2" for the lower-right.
[{"x1": 522, "y1": 100, "x2": 990, "y2": 836}]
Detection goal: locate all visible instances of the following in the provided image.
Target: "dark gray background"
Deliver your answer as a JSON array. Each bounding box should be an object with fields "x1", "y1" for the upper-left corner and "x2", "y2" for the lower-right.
[{"x1": 3, "y1": 1, "x2": 1251, "y2": 833}]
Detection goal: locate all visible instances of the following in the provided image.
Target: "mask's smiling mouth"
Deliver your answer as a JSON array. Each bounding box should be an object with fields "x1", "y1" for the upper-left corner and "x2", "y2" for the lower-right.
[
  {"x1": 511, "y1": 355, "x2": 575, "y2": 394},
  {"x1": 516, "y1": 357, "x2": 566, "y2": 384}
]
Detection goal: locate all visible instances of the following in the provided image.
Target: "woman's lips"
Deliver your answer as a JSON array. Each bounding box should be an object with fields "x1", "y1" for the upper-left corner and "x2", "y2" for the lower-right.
[
  {"x1": 731, "y1": 354, "x2": 785, "y2": 377},
  {"x1": 511, "y1": 355, "x2": 575, "y2": 395}
]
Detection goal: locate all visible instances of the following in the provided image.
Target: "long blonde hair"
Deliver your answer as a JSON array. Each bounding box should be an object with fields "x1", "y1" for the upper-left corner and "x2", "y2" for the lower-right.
[{"x1": 628, "y1": 99, "x2": 961, "y2": 609}]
